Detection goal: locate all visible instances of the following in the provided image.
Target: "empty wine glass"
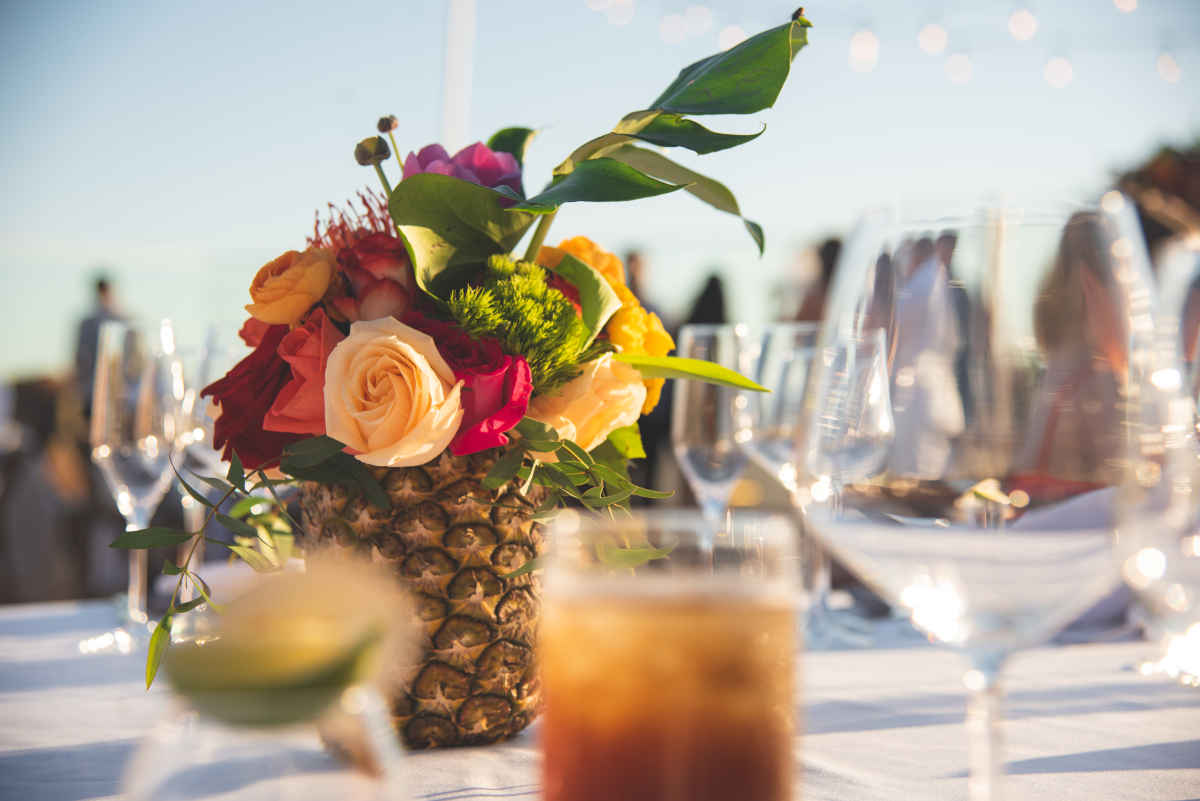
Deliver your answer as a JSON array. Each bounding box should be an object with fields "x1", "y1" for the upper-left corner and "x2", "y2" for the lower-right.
[
  {"x1": 81, "y1": 318, "x2": 185, "y2": 654},
  {"x1": 796, "y1": 197, "x2": 1157, "y2": 800},
  {"x1": 671, "y1": 324, "x2": 753, "y2": 530}
]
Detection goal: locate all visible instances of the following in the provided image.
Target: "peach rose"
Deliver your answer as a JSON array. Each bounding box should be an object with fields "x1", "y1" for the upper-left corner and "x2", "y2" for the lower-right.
[
  {"x1": 526, "y1": 353, "x2": 646, "y2": 454},
  {"x1": 323, "y1": 318, "x2": 464, "y2": 467},
  {"x1": 246, "y1": 248, "x2": 335, "y2": 327}
]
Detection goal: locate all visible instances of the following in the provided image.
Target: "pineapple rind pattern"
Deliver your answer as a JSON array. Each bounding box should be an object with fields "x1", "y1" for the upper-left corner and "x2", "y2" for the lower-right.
[{"x1": 300, "y1": 447, "x2": 545, "y2": 749}]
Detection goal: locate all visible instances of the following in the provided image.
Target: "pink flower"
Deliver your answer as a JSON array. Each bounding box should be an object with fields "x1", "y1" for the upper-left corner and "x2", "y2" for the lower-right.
[
  {"x1": 402, "y1": 142, "x2": 523, "y2": 197},
  {"x1": 405, "y1": 313, "x2": 533, "y2": 455},
  {"x1": 331, "y1": 233, "x2": 414, "y2": 322},
  {"x1": 262, "y1": 309, "x2": 345, "y2": 436}
]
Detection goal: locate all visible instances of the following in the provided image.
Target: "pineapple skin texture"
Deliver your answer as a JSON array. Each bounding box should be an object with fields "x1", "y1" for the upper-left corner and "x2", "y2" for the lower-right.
[{"x1": 300, "y1": 448, "x2": 546, "y2": 748}]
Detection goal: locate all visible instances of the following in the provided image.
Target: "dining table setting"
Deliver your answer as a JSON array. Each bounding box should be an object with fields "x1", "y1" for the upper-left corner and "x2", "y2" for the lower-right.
[{"x1": 4, "y1": 6, "x2": 1200, "y2": 801}]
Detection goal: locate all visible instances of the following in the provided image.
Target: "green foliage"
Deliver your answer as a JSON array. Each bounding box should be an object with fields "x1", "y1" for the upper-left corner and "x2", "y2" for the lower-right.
[
  {"x1": 447, "y1": 255, "x2": 611, "y2": 392},
  {"x1": 616, "y1": 352, "x2": 769, "y2": 391},
  {"x1": 513, "y1": 157, "x2": 686, "y2": 212},
  {"x1": 486, "y1": 127, "x2": 537, "y2": 169}
]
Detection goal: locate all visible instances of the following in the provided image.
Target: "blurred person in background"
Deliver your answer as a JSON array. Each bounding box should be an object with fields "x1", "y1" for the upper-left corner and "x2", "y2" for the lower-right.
[
  {"x1": 795, "y1": 237, "x2": 842, "y2": 322},
  {"x1": 73, "y1": 274, "x2": 124, "y2": 418}
]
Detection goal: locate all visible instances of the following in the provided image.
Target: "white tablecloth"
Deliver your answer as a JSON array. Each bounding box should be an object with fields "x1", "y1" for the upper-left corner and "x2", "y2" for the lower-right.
[{"x1": 1, "y1": 600, "x2": 1197, "y2": 800}]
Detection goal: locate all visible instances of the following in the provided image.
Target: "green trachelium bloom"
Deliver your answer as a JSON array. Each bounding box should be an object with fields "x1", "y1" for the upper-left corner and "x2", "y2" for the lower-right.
[{"x1": 448, "y1": 255, "x2": 611, "y2": 392}]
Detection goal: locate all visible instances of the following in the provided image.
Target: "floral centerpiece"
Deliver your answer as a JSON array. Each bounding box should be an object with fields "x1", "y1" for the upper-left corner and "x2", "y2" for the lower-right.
[{"x1": 121, "y1": 11, "x2": 812, "y2": 749}]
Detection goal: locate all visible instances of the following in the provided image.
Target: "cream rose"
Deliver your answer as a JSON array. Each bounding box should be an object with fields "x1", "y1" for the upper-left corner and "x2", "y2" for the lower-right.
[
  {"x1": 323, "y1": 318, "x2": 463, "y2": 467},
  {"x1": 526, "y1": 353, "x2": 646, "y2": 454}
]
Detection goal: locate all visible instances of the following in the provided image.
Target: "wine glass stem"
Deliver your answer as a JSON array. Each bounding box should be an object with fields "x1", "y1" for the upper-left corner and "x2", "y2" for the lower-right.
[
  {"x1": 965, "y1": 654, "x2": 1008, "y2": 801},
  {"x1": 124, "y1": 517, "x2": 150, "y2": 627}
]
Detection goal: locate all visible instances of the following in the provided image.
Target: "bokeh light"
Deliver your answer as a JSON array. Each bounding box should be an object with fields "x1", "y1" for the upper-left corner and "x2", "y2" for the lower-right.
[
  {"x1": 849, "y1": 30, "x2": 880, "y2": 73},
  {"x1": 917, "y1": 23, "x2": 949, "y2": 55},
  {"x1": 1044, "y1": 56, "x2": 1074, "y2": 88},
  {"x1": 1008, "y1": 9, "x2": 1038, "y2": 41},
  {"x1": 946, "y1": 52, "x2": 973, "y2": 84},
  {"x1": 717, "y1": 24, "x2": 747, "y2": 50},
  {"x1": 1158, "y1": 52, "x2": 1182, "y2": 83}
]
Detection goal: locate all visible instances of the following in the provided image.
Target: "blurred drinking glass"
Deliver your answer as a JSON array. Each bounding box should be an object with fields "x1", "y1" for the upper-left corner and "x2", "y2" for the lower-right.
[
  {"x1": 83, "y1": 318, "x2": 185, "y2": 654},
  {"x1": 796, "y1": 198, "x2": 1157, "y2": 800},
  {"x1": 671, "y1": 324, "x2": 753, "y2": 530},
  {"x1": 541, "y1": 509, "x2": 798, "y2": 801}
]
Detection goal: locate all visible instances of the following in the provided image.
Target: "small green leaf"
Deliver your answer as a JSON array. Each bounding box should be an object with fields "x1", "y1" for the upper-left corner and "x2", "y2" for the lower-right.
[
  {"x1": 217, "y1": 513, "x2": 259, "y2": 540},
  {"x1": 111, "y1": 528, "x2": 196, "y2": 549},
  {"x1": 146, "y1": 616, "x2": 171, "y2": 689},
  {"x1": 516, "y1": 418, "x2": 559, "y2": 443},
  {"x1": 606, "y1": 424, "x2": 646, "y2": 460},
  {"x1": 188, "y1": 573, "x2": 220, "y2": 610},
  {"x1": 170, "y1": 597, "x2": 207, "y2": 614},
  {"x1": 537, "y1": 464, "x2": 583, "y2": 498},
  {"x1": 514, "y1": 158, "x2": 685, "y2": 211},
  {"x1": 558, "y1": 439, "x2": 595, "y2": 467},
  {"x1": 176, "y1": 472, "x2": 215, "y2": 508},
  {"x1": 606, "y1": 144, "x2": 764, "y2": 254},
  {"x1": 389, "y1": 173, "x2": 537, "y2": 297},
  {"x1": 588, "y1": 462, "x2": 630, "y2": 488},
  {"x1": 596, "y1": 543, "x2": 673, "y2": 569},
  {"x1": 616, "y1": 353, "x2": 768, "y2": 391},
  {"x1": 651, "y1": 18, "x2": 810, "y2": 115},
  {"x1": 229, "y1": 495, "x2": 267, "y2": 519},
  {"x1": 503, "y1": 554, "x2": 545, "y2": 579},
  {"x1": 349, "y1": 462, "x2": 391, "y2": 511},
  {"x1": 226, "y1": 452, "x2": 246, "y2": 491},
  {"x1": 229, "y1": 544, "x2": 275, "y2": 572},
  {"x1": 281, "y1": 436, "x2": 346, "y2": 469},
  {"x1": 631, "y1": 485, "x2": 674, "y2": 499},
  {"x1": 486, "y1": 126, "x2": 537, "y2": 169},
  {"x1": 162, "y1": 559, "x2": 183, "y2": 575},
  {"x1": 192, "y1": 474, "x2": 236, "y2": 495},
  {"x1": 484, "y1": 447, "x2": 527, "y2": 490},
  {"x1": 629, "y1": 114, "x2": 765, "y2": 155},
  {"x1": 544, "y1": 251, "x2": 622, "y2": 346},
  {"x1": 274, "y1": 533, "x2": 294, "y2": 565}
]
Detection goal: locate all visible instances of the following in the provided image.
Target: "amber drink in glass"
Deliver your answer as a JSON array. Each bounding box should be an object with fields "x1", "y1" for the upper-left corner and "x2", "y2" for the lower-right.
[{"x1": 540, "y1": 510, "x2": 799, "y2": 801}]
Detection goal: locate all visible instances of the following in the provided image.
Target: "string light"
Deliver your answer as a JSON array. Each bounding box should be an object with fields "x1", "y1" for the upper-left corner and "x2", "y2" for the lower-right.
[
  {"x1": 946, "y1": 52, "x2": 973, "y2": 84},
  {"x1": 1114, "y1": 0, "x2": 1137, "y2": 12},
  {"x1": 1008, "y1": 8, "x2": 1038, "y2": 41},
  {"x1": 849, "y1": 29, "x2": 880, "y2": 72},
  {"x1": 1044, "y1": 56, "x2": 1074, "y2": 88},
  {"x1": 918, "y1": 23, "x2": 949, "y2": 55},
  {"x1": 1157, "y1": 52, "x2": 1182, "y2": 83},
  {"x1": 660, "y1": 13, "x2": 686, "y2": 44},
  {"x1": 718, "y1": 25, "x2": 747, "y2": 50},
  {"x1": 684, "y1": 5, "x2": 713, "y2": 37}
]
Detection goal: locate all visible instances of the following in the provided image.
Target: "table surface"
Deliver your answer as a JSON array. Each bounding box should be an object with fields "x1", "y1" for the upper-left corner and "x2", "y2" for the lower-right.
[{"x1": 1, "y1": 600, "x2": 1198, "y2": 801}]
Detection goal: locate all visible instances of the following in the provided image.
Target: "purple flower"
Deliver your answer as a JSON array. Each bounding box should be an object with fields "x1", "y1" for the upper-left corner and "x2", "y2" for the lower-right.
[{"x1": 402, "y1": 142, "x2": 523, "y2": 197}]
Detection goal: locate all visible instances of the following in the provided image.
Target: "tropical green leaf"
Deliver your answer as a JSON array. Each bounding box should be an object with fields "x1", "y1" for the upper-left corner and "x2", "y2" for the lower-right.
[
  {"x1": 486, "y1": 126, "x2": 537, "y2": 169},
  {"x1": 628, "y1": 113, "x2": 765, "y2": 154},
  {"x1": 606, "y1": 144, "x2": 764, "y2": 254},
  {"x1": 616, "y1": 353, "x2": 768, "y2": 391},
  {"x1": 513, "y1": 158, "x2": 685, "y2": 211},
  {"x1": 389, "y1": 173, "x2": 537, "y2": 297},
  {"x1": 596, "y1": 542, "x2": 673, "y2": 569},
  {"x1": 650, "y1": 17, "x2": 810, "y2": 115},
  {"x1": 281, "y1": 436, "x2": 346, "y2": 469},
  {"x1": 605, "y1": 424, "x2": 646, "y2": 460},
  {"x1": 111, "y1": 528, "x2": 196, "y2": 549},
  {"x1": 146, "y1": 616, "x2": 171, "y2": 689},
  {"x1": 544, "y1": 252, "x2": 622, "y2": 346},
  {"x1": 484, "y1": 447, "x2": 527, "y2": 490}
]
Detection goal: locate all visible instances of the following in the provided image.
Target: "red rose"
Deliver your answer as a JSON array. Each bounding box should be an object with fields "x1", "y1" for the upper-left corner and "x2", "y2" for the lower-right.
[
  {"x1": 405, "y1": 313, "x2": 533, "y2": 455},
  {"x1": 331, "y1": 233, "x2": 414, "y2": 322},
  {"x1": 262, "y1": 308, "x2": 344, "y2": 436},
  {"x1": 201, "y1": 322, "x2": 303, "y2": 469},
  {"x1": 238, "y1": 317, "x2": 273, "y2": 348}
]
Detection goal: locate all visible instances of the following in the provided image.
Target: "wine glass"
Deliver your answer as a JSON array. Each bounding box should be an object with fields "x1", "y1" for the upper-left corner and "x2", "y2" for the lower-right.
[
  {"x1": 795, "y1": 198, "x2": 1157, "y2": 800},
  {"x1": 81, "y1": 318, "x2": 185, "y2": 654},
  {"x1": 671, "y1": 324, "x2": 754, "y2": 531}
]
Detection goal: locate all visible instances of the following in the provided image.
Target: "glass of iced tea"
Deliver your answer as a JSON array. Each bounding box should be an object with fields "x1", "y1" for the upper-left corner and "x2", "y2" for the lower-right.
[{"x1": 540, "y1": 509, "x2": 799, "y2": 801}]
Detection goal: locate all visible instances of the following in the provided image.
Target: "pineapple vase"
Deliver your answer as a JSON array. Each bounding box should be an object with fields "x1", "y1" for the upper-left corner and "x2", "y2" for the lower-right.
[{"x1": 299, "y1": 447, "x2": 546, "y2": 749}]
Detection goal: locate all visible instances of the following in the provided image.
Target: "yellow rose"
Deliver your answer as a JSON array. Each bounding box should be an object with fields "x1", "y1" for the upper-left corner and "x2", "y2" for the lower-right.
[
  {"x1": 323, "y1": 318, "x2": 464, "y2": 467},
  {"x1": 246, "y1": 248, "x2": 335, "y2": 327},
  {"x1": 539, "y1": 237, "x2": 674, "y2": 413},
  {"x1": 526, "y1": 353, "x2": 646, "y2": 455}
]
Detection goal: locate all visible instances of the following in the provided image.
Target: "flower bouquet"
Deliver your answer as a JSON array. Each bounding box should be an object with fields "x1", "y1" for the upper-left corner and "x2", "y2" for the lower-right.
[{"x1": 122, "y1": 11, "x2": 812, "y2": 749}]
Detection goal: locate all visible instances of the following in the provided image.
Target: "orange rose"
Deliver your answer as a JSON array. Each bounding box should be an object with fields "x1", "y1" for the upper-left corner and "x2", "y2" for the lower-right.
[
  {"x1": 246, "y1": 248, "x2": 335, "y2": 327},
  {"x1": 539, "y1": 237, "x2": 674, "y2": 413}
]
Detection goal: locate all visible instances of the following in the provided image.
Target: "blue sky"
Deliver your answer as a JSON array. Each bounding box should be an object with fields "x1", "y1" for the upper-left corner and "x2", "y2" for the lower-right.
[{"x1": 1, "y1": 0, "x2": 1197, "y2": 378}]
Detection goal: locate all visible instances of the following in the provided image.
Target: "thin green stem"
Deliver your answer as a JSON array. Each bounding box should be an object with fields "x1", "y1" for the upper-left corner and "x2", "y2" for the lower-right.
[
  {"x1": 166, "y1": 484, "x2": 239, "y2": 617},
  {"x1": 373, "y1": 164, "x2": 393, "y2": 196},
  {"x1": 523, "y1": 209, "x2": 558, "y2": 262},
  {"x1": 387, "y1": 132, "x2": 403, "y2": 168}
]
